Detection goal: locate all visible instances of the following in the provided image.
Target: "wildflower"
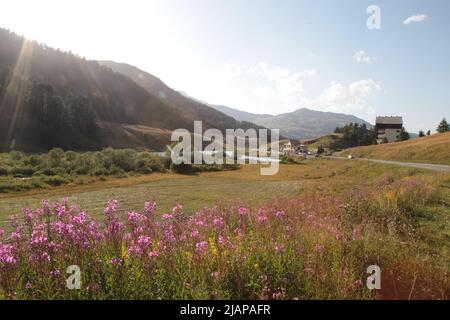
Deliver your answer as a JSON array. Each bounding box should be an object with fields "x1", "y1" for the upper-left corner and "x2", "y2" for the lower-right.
[
  {"x1": 274, "y1": 244, "x2": 285, "y2": 253},
  {"x1": 257, "y1": 214, "x2": 268, "y2": 224},
  {"x1": 353, "y1": 225, "x2": 362, "y2": 240},
  {"x1": 218, "y1": 235, "x2": 227, "y2": 246},
  {"x1": 195, "y1": 241, "x2": 208, "y2": 255},
  {"x1": 50, "y1": 270, "x2": 61, "y2": 278},
  {"x1": 355, "y1": 279, "x2": 364, "y2": 287},
  {"x1": 195, "y1": 220, "x2": 205, "y2": 227},
  {"x1": 109, "y1": 258, "x2": 123, "y2": 265},
  {"x1": 23, "y1": 208, "x2": 33, "y2": 222},
  {"x1": 148, "y1": 250, "x2": 158, "y2": 258},
  {"x1": 272, "y1": 288, "x2": 286, "y2": 300},
  {"x1": 172, "y1": 204, "x2": 183, "y2": 214},
  {"x1": 211, "y1": 271, "x2": 220, "y2": 279},
  {"x1": 314, "y1": 244, "x2": 324, "y2": 253},
  {"x1": 25, "y1": 282, "x2": 32, "y2": 290},
  {"x1": 213, "y1": 218, "x2": 224, "y2": 228},
  {"x1": 304, "y1": 267, "x2": 314, "y2": 274},
  {"x1": 103, "y1": 199, "x2": 119, "y2": 216},
  {"x1": 191, "y1": 229, "x2": 200, "y2": 238},
  {"x1": 238, "y1": 207, "x2": 248, "y2": 216},
  {"x1": 144, "y1": 201, "x2": 157, "y2": 214},
  {"x1": 275, "y1": 210, "x2": 285, "y2": 220},
  {"x1": 127, "y1": 211, "x2": 141, "y2": 223},
  {"x1": 162, "y1": 213, "x2": 173, "y2": 220}
]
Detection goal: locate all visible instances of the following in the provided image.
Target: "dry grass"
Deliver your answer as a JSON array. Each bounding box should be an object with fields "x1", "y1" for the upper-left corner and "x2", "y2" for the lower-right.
[{"x1": 340, "y1": 132, "x2": 450, "y2": 165}]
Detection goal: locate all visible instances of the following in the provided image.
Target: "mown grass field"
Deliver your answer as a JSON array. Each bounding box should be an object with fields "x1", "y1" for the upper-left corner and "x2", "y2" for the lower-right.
[
  {"x1": 340, "y1": 132, "x2": 450, "y2": 165},
  {"x1": 1, "y1": 158, "x2": 449, "y2": 230}
]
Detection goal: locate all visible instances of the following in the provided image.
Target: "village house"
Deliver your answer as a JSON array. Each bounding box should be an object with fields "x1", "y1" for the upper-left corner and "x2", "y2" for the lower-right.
[
  {"x1": 280, "y1": 139, "x2": 307, "y2": 155},
  {"x1": 375, "y1": 116, "x2": 403, "y2": 144}
]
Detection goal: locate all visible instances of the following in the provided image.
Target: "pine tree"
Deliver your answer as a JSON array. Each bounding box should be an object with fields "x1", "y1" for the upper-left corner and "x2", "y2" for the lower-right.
[
  {"x1": 397, "y1": 127, "x2": 410, "y2": 141},
  {"x1": 418, "y1": 130, "x2": 425, "y2": 137},
  {"x1": 437, "y1": 118, "x2": 450, "y2": 133}
]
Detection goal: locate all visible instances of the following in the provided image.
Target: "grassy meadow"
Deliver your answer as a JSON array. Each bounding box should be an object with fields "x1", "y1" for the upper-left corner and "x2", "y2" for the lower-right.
[
  {"x1": 0, "y1": 157, "x2": 449, "y2": 299},
  {"x1": 340, "y1": 132, "x2": 450, "y2": 165}
]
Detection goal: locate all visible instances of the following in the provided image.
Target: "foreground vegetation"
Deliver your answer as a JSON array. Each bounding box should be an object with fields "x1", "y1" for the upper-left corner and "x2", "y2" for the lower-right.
[
  {"x1": 0, "y1": 161, "x2": 449, "y2": 299},
  {"x1": 0, "y1": 148, "x2": 238, "y2": 193},
  {"x1": 341, "y1": 132, "x2": 450, "y2": 165}
]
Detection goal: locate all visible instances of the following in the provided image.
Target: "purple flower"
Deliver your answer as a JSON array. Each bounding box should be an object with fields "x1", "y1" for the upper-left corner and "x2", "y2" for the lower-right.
[
  {"x1": 275, "y1": 210, "x2": 285, "y2": 220},
  {"x1": 162, "y1": 213, "x2": 173, "y2": 220},
  {"x1": 195, "y1": 241, "x2": 208, "y2": 255}
]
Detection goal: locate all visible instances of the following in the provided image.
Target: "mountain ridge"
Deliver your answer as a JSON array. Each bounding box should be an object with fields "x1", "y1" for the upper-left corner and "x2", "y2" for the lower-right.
[{"x1": 211, "y1": 105, "x2": 373, "y2": 139}]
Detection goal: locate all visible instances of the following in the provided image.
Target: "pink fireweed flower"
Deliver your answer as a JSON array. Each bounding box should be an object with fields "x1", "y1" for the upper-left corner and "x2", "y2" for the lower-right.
[
  {"x1": 195, "y1": 241, "x2": 208, "y2": 255},
  {"x1": 213, "y1": 218, "x2": 224, "y2": 228},
  {"x1": 314, "y1": 244, "x2": 324, "y2": 253},
  {"x1": 275, "y1": 210, "x2": 285, "y2": 220},
  {"x1": 103, "y1": 199, "x2": 119, "y2": 216},
  {"x1": 161, "y1": 213, "x2": 173, "y2": 220},
  {"x1": 72, "y1": 212, "x2": 87, "y2": 224},
  {"x1": 55, "y1": 205, "x2": 67, "y2": 217},
  {"x1": 355, "y1": 279, "x2": 364, "y2": 287},
  {"x1": 25, "y1": 282, "x2": 32, "y2": 290},
  {"x1": 137, "y1": 235, "x2": 152, "y2": 249},
  {"x1": 238, "y1": 207, "x2": 248, "y2": 216},
  {"x1": 109, "y1": 258, "x2": 123, "y2": 265},
  {"x1": 218, "y1": 235, "x2": 227, "y2": 246},
  {"x1": 127, "y1": 211, "x2": 141, "y2": 223},
  {"x1": 191, "y1": 229, "x2": 200, "y2": 238},
  {"x1": 23, "y1": 208, "x2": 33, "y2": 222},
  {"x1": 195, "y1": 220, "x2": 205, "y2": 227},
  {"x1": 274, "y1": 244, "x2": 285, "y2": 253},
  {"x1": 211, "y1": 271, "x2": 220, "y2": 279},
  {"x1": 50, "y1": 269, "x2": 61, "y2": 278},
  {"x1": 256, "y1": 214, "x2": 268, "y2": 224},
  {"x1": 272, "y1": 288, "x2": 286, "y2": 300},
  {"x1": 353, "y1": 225, "x2": 362, "y2": 240},
  {"x1": 144, "y1": 201, "x2": 157, "y2": 214},
  {"x1": 148, "y1": 250, "x2": 158, "y2": 258},
  {"x1": 172, "y1": 204, "x2": 183, "y2": 214}
]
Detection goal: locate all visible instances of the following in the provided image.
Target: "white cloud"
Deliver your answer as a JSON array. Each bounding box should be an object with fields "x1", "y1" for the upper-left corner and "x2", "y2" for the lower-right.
[
  {"x1": 250, "y1": 62, "x2": 317, "y2": 109},
  {"x1": 403, "y1": 14, "x2": 428, "y2": 25},
  {"x1": 302, "y1": 79, "x2": 381, "y2": 119},
  {"x1": 353, "y1": 50, "x2": 374, "y2": 64}
]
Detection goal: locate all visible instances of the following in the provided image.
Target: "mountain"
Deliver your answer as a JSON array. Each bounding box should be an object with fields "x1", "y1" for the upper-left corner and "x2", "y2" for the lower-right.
[
  {"x1": 99, "y1": 61, "x2": 265, "y2": 133},
  {"x1": 0, "y1": 29, "x2": 266, "y2": 152},
  {"x1": 210, "y1": 105, "x2": 372, "y2": 139}
]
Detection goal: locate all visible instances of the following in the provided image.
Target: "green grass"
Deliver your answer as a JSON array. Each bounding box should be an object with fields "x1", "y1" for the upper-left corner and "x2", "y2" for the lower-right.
[{"x1": 1, "y1": 159, "x2": 445, "y2": 224}]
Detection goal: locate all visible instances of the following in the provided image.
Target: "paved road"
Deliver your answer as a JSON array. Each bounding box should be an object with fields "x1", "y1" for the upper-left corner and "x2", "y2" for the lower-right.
[{"x1": 329, "y1": 156, "x2": 450, "y2": 173}]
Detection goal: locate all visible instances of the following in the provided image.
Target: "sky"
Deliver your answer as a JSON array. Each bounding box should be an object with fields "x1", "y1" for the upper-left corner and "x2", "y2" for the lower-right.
[{"x1": 1, "y1": 0, "x2": 449, "y2": 132}]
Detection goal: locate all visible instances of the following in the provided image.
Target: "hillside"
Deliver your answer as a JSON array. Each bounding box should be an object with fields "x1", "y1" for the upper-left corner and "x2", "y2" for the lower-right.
[
  {"x1": 303, "y1": 134, "x2": 344, "y2": 151},
  {"x1": 0, "y1": 29, "x2": 264, "y2": 152},
  {"x1": 99, "y1": 61, "x2": 265, "y2": 133},
  {"x1": 211, "y1": 105, "x2": 372, "y2": 139},
  {"x1": 340, "y1": 132, "x2": 450, "y2": 165}
]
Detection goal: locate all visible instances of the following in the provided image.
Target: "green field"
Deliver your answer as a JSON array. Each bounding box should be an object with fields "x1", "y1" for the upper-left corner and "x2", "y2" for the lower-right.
[{"x1": 1, "y1": 158, "x2": 448, "y2": 223}]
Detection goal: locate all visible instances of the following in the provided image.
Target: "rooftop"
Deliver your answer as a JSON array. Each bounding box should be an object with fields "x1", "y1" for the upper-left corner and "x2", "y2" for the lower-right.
[{"x1": 376, "y1": 116, "x2": 403, "y2": 125}]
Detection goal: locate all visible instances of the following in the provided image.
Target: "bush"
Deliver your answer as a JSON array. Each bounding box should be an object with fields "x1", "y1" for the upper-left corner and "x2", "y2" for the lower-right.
[
  {"x1": 170, "y1": 162, "x2": 194, "y2": 174},
  {"x1": 44, "y1": 175, "x2": 68, "y2": 186}
]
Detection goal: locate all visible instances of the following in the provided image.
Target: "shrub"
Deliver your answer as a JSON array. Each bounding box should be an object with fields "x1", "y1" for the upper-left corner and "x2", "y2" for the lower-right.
[{"x1": 44, "y1": 175, "x2": 68, "y2": 186}]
